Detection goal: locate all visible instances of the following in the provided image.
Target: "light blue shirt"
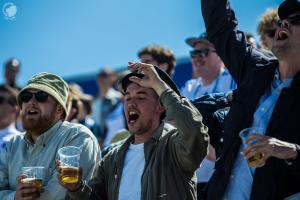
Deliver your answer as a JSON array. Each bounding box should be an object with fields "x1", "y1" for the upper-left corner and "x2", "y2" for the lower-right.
[
  {"x1": 180, "y1": 68, "x2": 236, "y2": 100},
  {"x1": 118, "y1": 143, "x2": 145, "y2": 200},
  {"x1": 224, "y1": 71, "x2": 292, "y2": 200},
  {"x1": 0, "y1": 124, "x2": 21, "y2": 152},
  {"x1": 0, "y1": 121, "x2": 101, "y2": 200}
]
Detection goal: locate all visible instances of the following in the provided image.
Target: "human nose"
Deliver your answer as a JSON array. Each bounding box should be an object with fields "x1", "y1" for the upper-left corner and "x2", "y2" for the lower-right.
[
  {"x1": 126, "y1": 99, "x2": 137, "y2": 109},
  {"x1": 25, "y1": 95, "x2": 37, "y2": 104},
  {"x1": 278, "y1": 19, "x2": 290, "y2": 29}
]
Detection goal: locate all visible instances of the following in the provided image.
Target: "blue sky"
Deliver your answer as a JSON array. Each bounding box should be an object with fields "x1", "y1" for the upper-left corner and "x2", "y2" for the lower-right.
[{"x1": 0, "y1": 0, "x2": 281, "y2": 86}]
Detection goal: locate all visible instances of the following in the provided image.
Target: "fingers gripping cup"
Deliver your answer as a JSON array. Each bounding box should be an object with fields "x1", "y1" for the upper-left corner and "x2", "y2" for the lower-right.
[
  {"x1": 58, "y1": 146, "x2": 81, "y2": 184},
  {"x1": 21, "y1": 166, "x2": 44, "y2": 198},
  {"x1": 239, "y1": 127, "x2": 264, "y2": 167}
]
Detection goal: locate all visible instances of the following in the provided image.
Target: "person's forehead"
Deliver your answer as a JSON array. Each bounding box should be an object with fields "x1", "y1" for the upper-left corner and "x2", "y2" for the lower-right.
[
  {"x1": 26, "y1": 88, "x2": 41, "y2": 93},
  {"x1": 140, "y1": 54, "x2": 154, "y2": 60},
  {"x1": 125, "y1": 82, "x2": 153, "y2": 95},
  {"x1": 140, "y1": 54, "x2": 158, "y2": 64}
]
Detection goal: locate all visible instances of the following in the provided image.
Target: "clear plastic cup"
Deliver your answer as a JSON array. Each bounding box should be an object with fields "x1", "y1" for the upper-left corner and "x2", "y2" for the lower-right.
[
  {"x1": 58, "y1": 146, "x2": 81, "y2": 184},
  {"x1": 239, "y1": 127, "x2": 264, "y2": 167},
  {"x1": 21, "y1": 166, "x2": 44, "y2": 198}
]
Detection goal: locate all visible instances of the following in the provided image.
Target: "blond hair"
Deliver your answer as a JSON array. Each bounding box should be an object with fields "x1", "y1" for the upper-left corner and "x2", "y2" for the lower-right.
[{"x1": 257, "y1": 8, "x2": 279, "y2": 35}]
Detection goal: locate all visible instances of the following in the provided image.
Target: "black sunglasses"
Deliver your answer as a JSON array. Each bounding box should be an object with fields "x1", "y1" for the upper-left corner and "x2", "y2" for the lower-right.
[
  {"x1": 265, "y1": 29, "x2": 276, "y2": 38},
  {"x1": 0, "y1": 96, "x2": 17, "y2": 106},
  {"x1": 277, "y1": 14, "x2": 300, "y2": 27},
  {"x1": 19, "y1": 91, "x2": 49, "y2": 103},
  {"x1": 190, "y1": 48, "x2": 216, "y2": 58}
]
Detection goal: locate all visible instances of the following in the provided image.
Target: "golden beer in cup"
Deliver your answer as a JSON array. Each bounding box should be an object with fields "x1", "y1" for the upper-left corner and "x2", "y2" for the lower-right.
[
  {"x1": 21, "y1": 178, "x2": 43, "y2": 198},
  {"x1": 61, "y1": 166, "x2": 80, "y2": 184},
  {"x1": 247, "y1": 152, "x2": 264, "y2": 167},
  {"x1": 58, "y1": 146, "x2": 81, "y2": 184},
  {"x1": 21, "y1": 166, "x2": 44, "y2": 198},
  {"x1": 239, "y1": 127, "x2": 264, "y2": 167}
]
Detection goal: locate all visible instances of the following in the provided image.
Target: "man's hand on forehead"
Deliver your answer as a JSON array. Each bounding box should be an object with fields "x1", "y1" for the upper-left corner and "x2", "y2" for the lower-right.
[{"x1": 128, "y1": 61, "x2": 154, "y2": 73}]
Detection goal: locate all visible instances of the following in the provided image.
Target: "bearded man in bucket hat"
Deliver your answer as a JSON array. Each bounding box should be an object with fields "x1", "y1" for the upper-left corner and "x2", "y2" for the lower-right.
[
  {"x1": 0, "y1": 72, "x2": 100, "y2": 200},
  {"x1": 57, "y1": 62, "x2": 209, "y2": 200},
  {"x1": 201, "y1": 0, "x2": 300, "y2": 199}
]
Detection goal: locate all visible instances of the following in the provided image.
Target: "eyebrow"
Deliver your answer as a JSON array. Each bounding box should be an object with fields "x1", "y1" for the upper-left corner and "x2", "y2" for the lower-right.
[{"x1": 124, "y1": 91, "x2": 148, "y2": 96}]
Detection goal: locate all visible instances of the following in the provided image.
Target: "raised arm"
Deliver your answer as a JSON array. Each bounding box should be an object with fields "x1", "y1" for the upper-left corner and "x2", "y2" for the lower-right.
[
  {"x1": 128, "y1": 62, "x2": 209, "y2": 172},
  {"x1": 201, "y1": 0, "x2": 268, "y2": 84},
  {"x1": 161, "y1": 89, "x2": 209, "y2": 172}
]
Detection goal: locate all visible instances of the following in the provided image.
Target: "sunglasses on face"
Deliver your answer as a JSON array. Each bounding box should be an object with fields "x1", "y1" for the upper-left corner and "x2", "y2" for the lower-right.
[
  {"x1": 190, "y1": 48, "x2": 216, "y2": 58},
  {"x1": 0, "y1": 96, "x2": 17, "y2": 106},
  {"x1": 19, "y1": 91, "x2": 49, "y2": 103},
  {"x1": 277, "y1": 14, "x2": 300, "y2": 27},
  {"x1": 265, "y1": 29, "x2": 276, "y2": 38}
]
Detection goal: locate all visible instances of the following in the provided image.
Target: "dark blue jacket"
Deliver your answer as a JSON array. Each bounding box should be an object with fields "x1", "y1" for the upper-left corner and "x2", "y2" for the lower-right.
[{"x1": 201, "y1": 0, "x2": 300, "y2": 199}]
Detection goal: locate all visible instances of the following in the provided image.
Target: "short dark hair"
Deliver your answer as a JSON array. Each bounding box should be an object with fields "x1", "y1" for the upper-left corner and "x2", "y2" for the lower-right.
[{"x1": 138, "y1": 45, "x2": 176, "y2": 76}]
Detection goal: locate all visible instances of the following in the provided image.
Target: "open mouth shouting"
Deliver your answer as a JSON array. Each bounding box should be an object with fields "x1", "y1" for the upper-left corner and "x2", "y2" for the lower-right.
[
  {"x1": 25, "y1": 108, "x2": 40, "y2": 118},
  {"x1": 127, "y1": 111, "x2": 140, "y2": 125}
]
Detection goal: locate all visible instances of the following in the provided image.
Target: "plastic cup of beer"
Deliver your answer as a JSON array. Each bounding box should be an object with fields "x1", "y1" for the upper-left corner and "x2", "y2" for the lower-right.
[
  {"x1": 21, "y1": 166, "x2": 44, "y2": 198},
  {"x1": 58, "y1": 146, "x2": 81, "y2": 184},
  {"x1": 239, "y1": 127, "x2": 264, "y2": 167}
]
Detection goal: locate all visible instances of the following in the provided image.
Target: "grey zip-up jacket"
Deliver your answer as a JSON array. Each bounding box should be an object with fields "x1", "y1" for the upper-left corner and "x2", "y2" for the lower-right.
[{"x1": 67, "y1": 88, "x2": 209, "y2": 200}]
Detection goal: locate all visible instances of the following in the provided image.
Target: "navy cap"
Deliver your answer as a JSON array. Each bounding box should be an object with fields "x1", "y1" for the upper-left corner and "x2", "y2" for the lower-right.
[
  {"x1": 185, "y1": 32, "x2": 213, "y2": 48},
  {"x1": 278, "y1": 0, "x2": 300, "y2": 20},
  {"x1": 119, "y1": 65, "x2": 180, "y2": 96}
]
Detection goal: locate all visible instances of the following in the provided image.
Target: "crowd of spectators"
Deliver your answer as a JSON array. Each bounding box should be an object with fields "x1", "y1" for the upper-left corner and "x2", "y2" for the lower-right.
[{"x1": 1, "y1": 0, "x2": 300, "y2": 199}]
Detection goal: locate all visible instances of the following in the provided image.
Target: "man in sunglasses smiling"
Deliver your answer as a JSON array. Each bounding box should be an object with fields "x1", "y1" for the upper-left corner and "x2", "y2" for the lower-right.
[
  {"x1": 201, "y1": 0, "x2": 300, "y2": 199},
  {"x1": 181, "y1": 32, "x2": 236, "y2": 100},
  {"x1": 0, "y1": 72, "x2": 100, "y2": 199},
  {"x1": 0, "y1": 84, "x2": 20, "y2": 152}
]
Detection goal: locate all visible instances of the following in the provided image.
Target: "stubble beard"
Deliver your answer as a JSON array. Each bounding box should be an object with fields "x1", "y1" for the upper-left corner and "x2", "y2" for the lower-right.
[
  {"x1": 271, "y1": 41, "x2": 293, "y2": 60},
  {"x1": 22, "y1": 111, "x2": 57, "y2": 135},
  {"x1": 128, "y1": 121, "x2": 149, "y2": 136}
]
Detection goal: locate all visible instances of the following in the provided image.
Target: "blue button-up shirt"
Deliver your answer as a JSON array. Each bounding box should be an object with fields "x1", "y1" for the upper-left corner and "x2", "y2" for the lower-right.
[{"x1": 224, "y1": 71, "x2": 292, "y2": 200}]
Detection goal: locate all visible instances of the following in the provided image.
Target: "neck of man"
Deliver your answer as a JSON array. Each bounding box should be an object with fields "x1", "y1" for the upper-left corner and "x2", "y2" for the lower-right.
[
  {"x1": 279, "y1": 59, "x2": 300, "y2": 81},
  {"x1": 133, "y1": 123, "x2": 160, "y2": 144},
  {"x1": 201, "y1": 69, "x2": 221, "y2": 86},
  {"x1": 27, "y1": 119, "x2": 59, "y2": 143}
]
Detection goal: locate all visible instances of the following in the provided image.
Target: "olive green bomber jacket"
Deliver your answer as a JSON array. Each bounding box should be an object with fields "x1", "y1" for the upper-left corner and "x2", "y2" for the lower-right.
[{"x1": 67, "y1": 88, "x2": 209, "y2": 200}]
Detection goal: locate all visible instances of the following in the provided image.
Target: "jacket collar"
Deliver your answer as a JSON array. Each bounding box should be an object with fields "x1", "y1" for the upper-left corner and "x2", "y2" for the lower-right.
[{"x1": 24, "y1": 120, "x2": 63, "y2": 146}]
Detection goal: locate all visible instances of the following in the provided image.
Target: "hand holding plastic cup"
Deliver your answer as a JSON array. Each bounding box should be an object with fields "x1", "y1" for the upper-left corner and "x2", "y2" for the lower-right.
[
  {"x1": 21, "y1": 166, "x2": 44, "y2": 198},
  {"x1": 58, "y1": 146, "x2": 81, "y2": 184},
  {"x1": 239, "y1": 127, "x2": 264, "y2": 167}
]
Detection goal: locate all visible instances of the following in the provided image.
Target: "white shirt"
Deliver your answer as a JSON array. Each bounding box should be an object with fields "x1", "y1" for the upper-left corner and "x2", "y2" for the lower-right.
[{"x1": 118, "y1": 143, "x2": 145, "y2": 200}]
